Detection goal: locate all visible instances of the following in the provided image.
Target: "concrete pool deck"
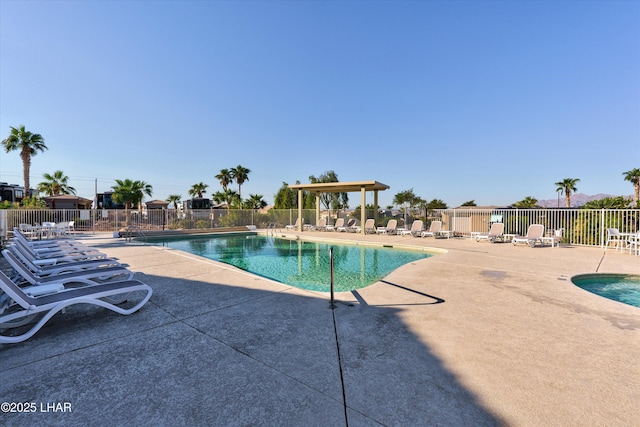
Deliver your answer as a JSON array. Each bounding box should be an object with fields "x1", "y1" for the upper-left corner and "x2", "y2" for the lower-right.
[{"x1": 1, "y1": 231, "x2": 639, "y2": 426}]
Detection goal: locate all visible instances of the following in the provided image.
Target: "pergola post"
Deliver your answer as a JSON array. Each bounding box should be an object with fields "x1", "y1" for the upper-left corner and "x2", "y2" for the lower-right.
[
  {"x1": 315, "y1": 193, "x2": 320, "y2": 227},
  {"x1": 297, "y1": 189, "x2": 303, "y2": 232},
  {"x1": 361, "y1": 186, "x2": 366, "y2": 235},
  {"x1": 374, "y1": 190, "x2": 379, "y2": 227}
]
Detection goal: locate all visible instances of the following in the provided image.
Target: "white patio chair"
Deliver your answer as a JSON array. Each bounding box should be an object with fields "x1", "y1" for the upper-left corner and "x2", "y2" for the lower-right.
[
  {"x1": 627, "y1": 231, "x2": 640, "y2": 256},
  {"x1": 605, "y1": 228, "x2": 623, "y2": 251}
]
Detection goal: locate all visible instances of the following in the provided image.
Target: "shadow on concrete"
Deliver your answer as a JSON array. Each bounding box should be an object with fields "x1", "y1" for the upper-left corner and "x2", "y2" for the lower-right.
[{"x1": 1, "y1": 270, "x2": 503, "y2": 426}]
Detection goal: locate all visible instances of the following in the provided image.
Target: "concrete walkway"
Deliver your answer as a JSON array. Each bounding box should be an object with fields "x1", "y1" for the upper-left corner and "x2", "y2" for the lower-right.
[{"x1": 1, "y1": 231, "x2": 639, "y2": 426}]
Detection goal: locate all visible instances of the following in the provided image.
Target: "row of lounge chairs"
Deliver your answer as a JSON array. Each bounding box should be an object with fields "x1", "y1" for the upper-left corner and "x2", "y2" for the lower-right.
[
  {"x1": 286, "y1": 218, "x2": 454, "y2": 237},
  {"x1": 0, "y1": 228, "x2": 152, "y2": 344},
  {"x1": 287, "y1": 218, "x2": 375, "y2": 233},
  {"x1": 285, "y1": 218, "x2": 564, "y2": 248}
]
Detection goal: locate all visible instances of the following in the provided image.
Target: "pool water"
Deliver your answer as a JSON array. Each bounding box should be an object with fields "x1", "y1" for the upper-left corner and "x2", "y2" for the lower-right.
[
  {"x1": 152, "y1": 235, "x2": 431, "y2": 292},
  {"x1": 571, "y1": 274, "x2": 640, "y2": 308}
]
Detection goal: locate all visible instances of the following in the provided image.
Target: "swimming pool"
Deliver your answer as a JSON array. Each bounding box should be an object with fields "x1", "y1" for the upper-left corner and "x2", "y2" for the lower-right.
[
  {"x1": 150, "y1": 235, "x2": 432, "y2": 292},
  {"x1": 571, "y1": 274, "x2": 640, "y2": 308}
]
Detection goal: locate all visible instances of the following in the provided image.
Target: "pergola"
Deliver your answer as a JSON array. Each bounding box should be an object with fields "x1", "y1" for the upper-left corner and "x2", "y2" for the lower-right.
[{"x1": 288, "y1": 180, "x2": 390, "y2": 234}]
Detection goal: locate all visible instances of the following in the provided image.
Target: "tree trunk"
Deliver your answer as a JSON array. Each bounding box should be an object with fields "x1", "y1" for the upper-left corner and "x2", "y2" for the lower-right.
[{"x1": 21, "y1": 150, "x2": 31, "y2": 197}]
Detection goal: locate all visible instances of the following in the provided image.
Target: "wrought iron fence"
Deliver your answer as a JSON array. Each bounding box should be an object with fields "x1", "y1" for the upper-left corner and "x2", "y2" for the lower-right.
[{"x1": 1, "y1": 208, "x2": 638, "y2": 248}]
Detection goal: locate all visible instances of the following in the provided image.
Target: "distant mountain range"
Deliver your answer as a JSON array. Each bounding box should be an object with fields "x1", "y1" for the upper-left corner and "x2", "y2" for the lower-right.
[{"x1": 537, "y1": 193, "x2": 629, "y2": 208}]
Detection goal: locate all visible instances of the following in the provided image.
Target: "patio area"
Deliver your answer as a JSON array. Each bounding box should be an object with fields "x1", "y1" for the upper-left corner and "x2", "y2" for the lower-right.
[{"x1": 1, "y1": 231, "x2": 639, "y2": 426}]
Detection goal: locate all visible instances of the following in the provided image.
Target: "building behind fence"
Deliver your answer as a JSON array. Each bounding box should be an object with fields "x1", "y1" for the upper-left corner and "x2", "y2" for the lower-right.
[{"x1": 1, "y1": 207, "x2": 638, "y2": 249}]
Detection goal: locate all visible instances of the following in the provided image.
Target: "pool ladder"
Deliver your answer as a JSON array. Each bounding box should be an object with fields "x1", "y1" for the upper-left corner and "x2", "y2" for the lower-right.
[{"x1": 125, "y1": 225, "x2": 147, "y2": 242}]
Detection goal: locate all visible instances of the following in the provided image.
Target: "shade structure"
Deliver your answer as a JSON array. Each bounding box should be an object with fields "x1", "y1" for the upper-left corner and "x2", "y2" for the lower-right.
[{"x1": 288, "y1": 180, "x2": 390, "y2": 234}]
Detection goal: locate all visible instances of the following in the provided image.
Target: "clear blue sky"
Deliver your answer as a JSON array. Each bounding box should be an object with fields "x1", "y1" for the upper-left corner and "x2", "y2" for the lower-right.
[{"x1": 1, "y1": 0, "x2": 638, "y2": 208}]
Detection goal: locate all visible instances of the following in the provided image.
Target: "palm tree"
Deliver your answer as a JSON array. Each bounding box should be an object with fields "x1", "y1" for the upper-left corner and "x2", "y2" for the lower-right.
[
  {"x1": 166, "y1": 194, "x2": 182, "y2": 210},
  {"x1": 188, "y1": 182, "x2": 208, "y2": 198},
  {"x1": 223, "y1": 188, "x2": 240, "y2": 209},
  {"x1": 230, "y1": 165, "x2": 251, "y2": 199},
  {"x1": 111, "y1": 179, "x2": 153, "y2": 223},
  {"x1": 37, "y1": 170, "x2": 76, "y2": 196},
  {"x1": 211, "y1": 191, "x2": 226, "y2": 206},
  {"x1": 512, "y1": 196, "x2": 539, "y2": 208},
  {"x1": 554, "y1": 178, "x2": 580, "y2": 208},
  {"x1": 245, "y1": 194, "x2": 267, "y2": 210},
  {"x1": 215, "y1": 169, "x2": 233, "y2": 191},
  {"x1": 1, "y1": 125, "x2": 48, "y2": 196},
  {"x1": 623, "y1": 168, "x2": 640, "y2": 207}
]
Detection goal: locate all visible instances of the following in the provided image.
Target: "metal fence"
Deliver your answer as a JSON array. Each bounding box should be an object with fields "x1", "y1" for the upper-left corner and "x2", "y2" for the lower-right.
[{"x1": 1, "y1": 208, "x2": 638, "y2": 248}]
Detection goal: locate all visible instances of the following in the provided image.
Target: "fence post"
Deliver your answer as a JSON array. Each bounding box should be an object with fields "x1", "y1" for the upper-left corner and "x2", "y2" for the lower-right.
[{"x1": 601, "y1": 209, "x2": 605, "y2": 249}]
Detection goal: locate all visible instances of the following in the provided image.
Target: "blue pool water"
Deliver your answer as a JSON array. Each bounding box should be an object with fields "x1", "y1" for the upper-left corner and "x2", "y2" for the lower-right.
[
  {"x1": 571, "y1": 274, "x2": 640, "y2": 308},
  {"x1": 151, "y1": 235, "x2": 432, "y2": 292}
]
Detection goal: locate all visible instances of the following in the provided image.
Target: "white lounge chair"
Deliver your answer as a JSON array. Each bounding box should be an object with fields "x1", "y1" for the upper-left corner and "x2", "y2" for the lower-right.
[
  {"x1": 475, "y1": 223, "x2": 505, "y2": 243},
  {"x1": 9, "y1": 243, "x2": 121, "y2": 276},
  {"x1": 3, "y1": 249, "x2": 134, "y2": 287},
  {"x1": 363, "y1": 219, "x2": 376, "y2": 234},
  {"x1": 14, "y1": 237, "x2": 106, "y2": 262},
  {"x1": 401, "y1": 220, "x2": 424, "y2": 237},
  {"x1": 377, "y1": 219, "x2": 398, "y2": 235},
  {"x1": 421, "y1": 221, "x2": 442, "y2": 238},
  {"x1": 312, "y1": 218, "x2": 328, "y2": 231},
  {"x1": 13, "y1": 228, "x2": 93, "y2": 250},
  {"x1": 338, "y1": 219, "x2": 356, "y2": 232},
  {"x1": 512, "y1": 224, "x2": 545, "y2": 247},
  {"x1": 326, "y1": 218, "x2": 344, "y2": 232},
  {"x1": 0, "y1": 270, "x2": 152, "y2": 343},
  {"x1": 285, "y1": 218, "x2": 303, "y2": 231}
]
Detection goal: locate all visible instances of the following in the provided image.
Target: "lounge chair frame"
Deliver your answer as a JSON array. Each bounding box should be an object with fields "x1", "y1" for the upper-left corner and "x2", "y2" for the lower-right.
[{"x1": 0, "y1": 271, "x2": 152, "y2": 344}]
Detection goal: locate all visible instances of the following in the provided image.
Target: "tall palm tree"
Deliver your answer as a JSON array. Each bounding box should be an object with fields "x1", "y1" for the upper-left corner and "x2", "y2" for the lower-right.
[
  {"x1": 215, "y1": 169, "x2": 233, "y2": 191},
  {"x1": 623, "y1": 168, "x2": 640, "y2": 207},
  {"x1": 1, "y1": 125, "x2": 48, "y2": 196},
  {"x1": 188, "y1": 182, "x2": 208, "y2": 198},
  {"x1": 37, "y1": 170, "x2": 76, "y2": 196},
  {"x1": 554, "y1": 178, "x2": 580, "y2": 208},
  {"x1": 111, "y1": 179, "x2": 153, "y2": 222},
  {"x1": 230, "y1": 165, "x2": 250, "y2": 199},
  {"x1": 166, "y1": 194, "x2": 182, "y2": 210}
]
